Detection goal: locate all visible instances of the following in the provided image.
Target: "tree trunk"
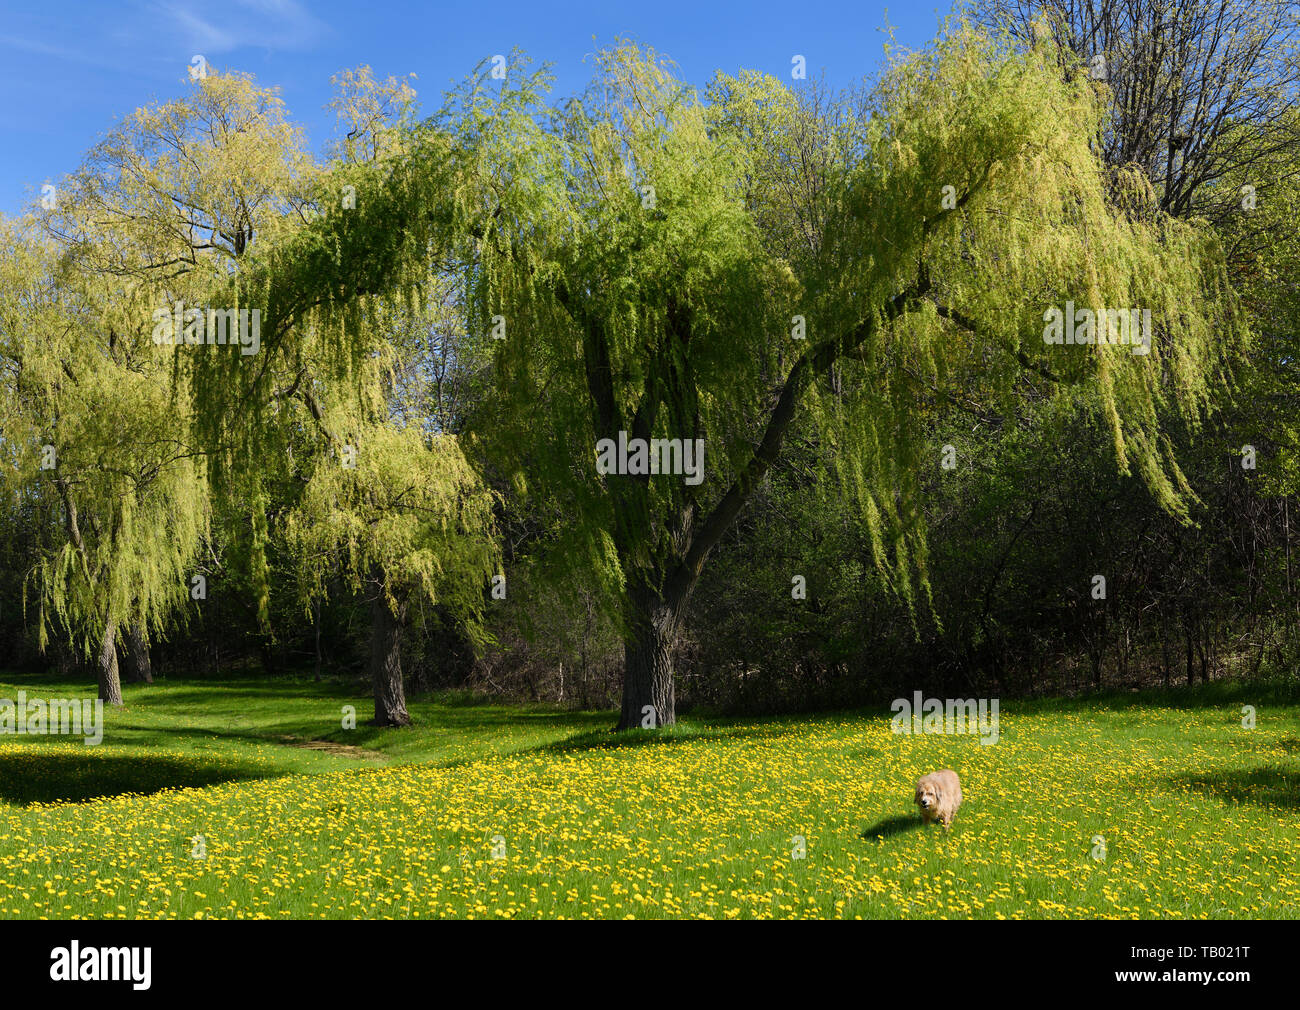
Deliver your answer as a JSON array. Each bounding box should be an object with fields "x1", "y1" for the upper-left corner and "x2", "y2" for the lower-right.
[
  {"x1": 369, "y1": 582, "x2": 411, "y2": 727},
  {"x1": 313, "y1": 598, "x2": 322, "y2": 682},
  {"x1": 97, "y1": 619, "x2": 123, "y2": 707},
  {"x1": 120, "y1": 621, "x2": 153, "y2": 683},
  {"x1": 617, "y1": 581, "x2": 682, "y2": 730},
  {"x1": 55, "y1": 477, "x2": 122, "y2": 705}
]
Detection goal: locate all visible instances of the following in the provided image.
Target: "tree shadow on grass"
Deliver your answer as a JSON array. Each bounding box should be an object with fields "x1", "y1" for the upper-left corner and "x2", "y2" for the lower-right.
[
  {"x1": 0, "y1": 750, "x2": 268, "y2": 806},
  {"x1": 537, "y1": 722, "x2": 794, "y2": 754},
  {"x1": 1167, "y1": 766, "x2": 1300, "y2": 810},
  {"x1": 434, "y1": 722, "x2": 797, "y2": 770},
  {"x1": 860, "y1": 814, "x2": 922, "y2": 841}
]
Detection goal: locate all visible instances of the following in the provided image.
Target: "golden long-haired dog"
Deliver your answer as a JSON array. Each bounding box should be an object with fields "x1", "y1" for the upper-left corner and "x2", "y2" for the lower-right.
[{"x1": 914, "y1": 770, "x2": 962, "y2": 829}]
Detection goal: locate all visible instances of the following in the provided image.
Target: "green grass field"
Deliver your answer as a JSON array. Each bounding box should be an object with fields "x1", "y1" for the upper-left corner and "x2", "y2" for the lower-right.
[{"x1": 1, "y1": 672, "x2": 1297, "y2": 919}]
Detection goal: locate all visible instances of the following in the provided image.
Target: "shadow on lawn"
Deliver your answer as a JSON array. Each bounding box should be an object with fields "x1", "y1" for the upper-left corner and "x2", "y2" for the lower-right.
[
  {"x1": 860, "y1": 814, "x2": 922, "y2": 841},
  {"x1": 1167, "y1": 765, "x2": 1300, "y2": 810},
  {"x1": 0, "y1": 750, "x2": 267, "y2": 806},
  {"x1": 433, "y1": 722, "x2": 796, "y2": 770},
  {"x1": 542, "y1": 722, "x2": 795, "y2": 753}
]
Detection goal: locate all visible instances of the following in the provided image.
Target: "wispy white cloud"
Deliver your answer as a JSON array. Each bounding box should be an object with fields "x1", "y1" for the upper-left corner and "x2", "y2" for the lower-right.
[
  {"x1": 155, "y1": 3, "x2": 239, "y2": 51},
  {"x1": 0, "y1": 1, "x2": 331, "y2": 78},
  {"x1": 152, "y1": 0, "x2": 332, "y2": 53}
]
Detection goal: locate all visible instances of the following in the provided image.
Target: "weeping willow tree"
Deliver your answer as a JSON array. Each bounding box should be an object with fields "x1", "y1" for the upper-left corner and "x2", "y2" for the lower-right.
[
  {"x1": 168, "y1": 28, "x2": 1241, "y2": 728},
  {"x1": 142, "y1": 67, "x2": 502, "y2": 718},
  {"x1": 432, "y1": 27, "x2": 1243, "y2": 728},
  {"x1": 282, "y1": 410, "x2": 498, "y2": 725},
  {"x1": 0, "y1": 69, "x2": 318, "y2": 702},
  {"x1": 0, "y1": 66, "x2": 483, "y2": 705},
  {"x1": 0, "y1": 220, "x2": 208, "y2": 704}
]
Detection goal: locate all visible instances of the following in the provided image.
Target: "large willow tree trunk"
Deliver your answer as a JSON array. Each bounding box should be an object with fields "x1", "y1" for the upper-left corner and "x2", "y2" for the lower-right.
[
  {"x1": 369, "y1": 580, "x2": 411, "y2": 727},
  {"x1": 97, "y1": 617, "x2": 124, "y2": 707},
  {"x1": 121, "y1": 621, "x2": 153, "y2": 683},
  {"x1": 617, "y1": 578, "x2": 687, "y2": 730}
]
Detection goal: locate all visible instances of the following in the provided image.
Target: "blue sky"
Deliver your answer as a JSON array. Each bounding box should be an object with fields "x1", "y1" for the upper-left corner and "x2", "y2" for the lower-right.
[{"x1": 0, "y1": 0, "x2": 956, "y2": 215}]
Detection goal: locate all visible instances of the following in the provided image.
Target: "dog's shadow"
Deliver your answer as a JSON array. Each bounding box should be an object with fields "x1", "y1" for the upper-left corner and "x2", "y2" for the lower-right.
[{"x1": 859, "y1": 814, "x2": 922, "y2": 841}]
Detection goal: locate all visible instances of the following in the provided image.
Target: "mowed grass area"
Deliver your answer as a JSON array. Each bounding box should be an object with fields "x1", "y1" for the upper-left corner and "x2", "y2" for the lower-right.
[{"x1": 1, "y1": 672, "x2": 1298, "y2": 919}]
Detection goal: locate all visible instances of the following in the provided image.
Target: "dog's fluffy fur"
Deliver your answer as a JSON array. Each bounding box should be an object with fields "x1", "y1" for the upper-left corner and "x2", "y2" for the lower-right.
[{"x1": 914, "y1": 770, "x2": 962, "y2": 829}]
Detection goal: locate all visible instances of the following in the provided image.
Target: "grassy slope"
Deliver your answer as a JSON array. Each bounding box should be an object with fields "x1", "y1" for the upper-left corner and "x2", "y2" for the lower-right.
[{"x1": 0, "y1": 672, "x2": 1297, "y2": 919}]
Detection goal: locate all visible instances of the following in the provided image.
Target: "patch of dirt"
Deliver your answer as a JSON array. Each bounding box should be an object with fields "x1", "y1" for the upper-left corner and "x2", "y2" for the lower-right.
[{"x1": 276, "y1": 735, "x2": 387, "y2": 762}]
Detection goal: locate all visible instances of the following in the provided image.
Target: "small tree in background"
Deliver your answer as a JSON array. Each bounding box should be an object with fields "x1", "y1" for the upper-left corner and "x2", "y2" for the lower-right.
[{"x1": 283, "y1": 417, "x2": 498, "y2": 726}]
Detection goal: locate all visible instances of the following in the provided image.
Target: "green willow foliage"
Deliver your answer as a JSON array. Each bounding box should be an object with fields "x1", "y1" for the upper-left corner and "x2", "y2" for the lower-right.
[
  {"x1": 0, "y1": 222, "x2": 208, "y2": 661},
  {"x1": 5, "y1": 72, "x2": 319, "y2": 665},
  {"x1": 451, "y1": 44, "x2": 796, "y2": 608},
  {"x1": 2, "y1": 68, "x2": 500, "y2": 686},
  {"x1": 282, "y1": 414, "x2": 500, "y2": 634},
  {"x1": 436, "y1": 29, "x2": 1243, "y2": 622},
  {"x1": 789, "y1": 26, "x2": 1246, "y2": 606}
]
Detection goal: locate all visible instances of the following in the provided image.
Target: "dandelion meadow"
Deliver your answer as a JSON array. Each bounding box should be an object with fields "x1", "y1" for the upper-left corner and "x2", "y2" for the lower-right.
[{"x1": 1, "y1": 676, "x2": 1295, "y2": 920}]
